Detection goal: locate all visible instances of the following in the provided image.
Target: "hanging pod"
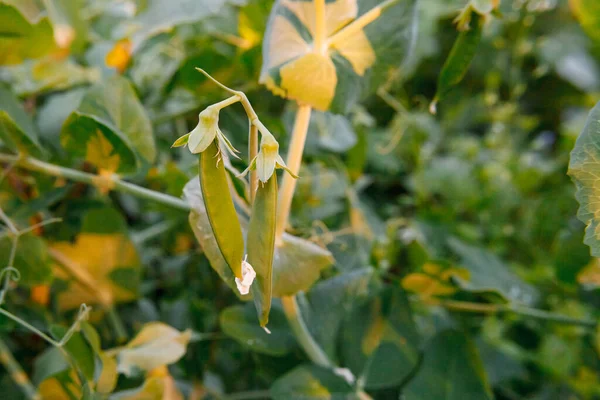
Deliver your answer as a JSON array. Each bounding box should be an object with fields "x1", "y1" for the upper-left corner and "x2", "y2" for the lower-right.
[
  {"x1": 247, "y1": 175, "x2": 277, "y2": 327},
  {"x1": 199, "y1": 140, "x2": 245, "y2": 279}
]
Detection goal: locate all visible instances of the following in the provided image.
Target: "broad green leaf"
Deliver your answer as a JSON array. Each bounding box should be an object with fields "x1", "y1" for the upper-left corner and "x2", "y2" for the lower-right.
[
  {"x1": 50, "y1": 326, "x2": 96, "y2": 381},
  {"x1": 33, "y1": 347, "x2": 69, "y2": 385},
  {"x1": 2, "y1": 58, "x2": 99, "y2": 97},
  {"x1": 403, "y1": 330, "x2": 493, "y2": 400},
  {"x1": 52, "y1": 207, "x2": 140, "y2": 311},
  {"x1": 184, "y1": 175, "x2": 333, "y2": 297},
  {"x1": 220, "y1": 302, "x2": 296, "y2": 356},
  {"x1": 0, "y1": 234, "x2": 52, "y2": 286},
  {"x1": 0, "y1": 3, "x2": 58, "y2": 65},
  {"x1": 431, "y1": 11, "x2": 482, "y2": 112},
  {"x1": 569, "y1": 102, "x2": 600, "y2": 257},
  {"x1": 571, "y1": 0, "x2": 600, "y2": 43},
  {"x1": 271, "y1": 364, "x2": 359, "y2": 400},
  {"x1": 260, "y1": 0, "x2": 418, "y2": 113},
  {"x1": 340, "y1": 286, "x2": 420, "y2": 389},
  {"x1": 61, "y1": 75, "x2": 156, "y2": 174},
  {"x1": 448, "y1": 238, "x2": 538, "y2": 304},
  {"x1": 36, "y1": 88, "x2": 86, "y2": 151},
  {"x1": 248, "y1": 176, "x2": 277, "y2": 327},
  {"x1": 116, "y1": 322, "x2": 192, "y2": 376},
  {"x1": 0, "y1": 86, "x2": 44, "y2": 156},
  {"x1": 272, "y1": 232, "x2": 333, "y2": 297},
  {"x1": 199, "y1": 141, "x2": 245, "y2": 280},
  {"x1": 300, "y1": 267, "x2": 374, "y2": 360}
]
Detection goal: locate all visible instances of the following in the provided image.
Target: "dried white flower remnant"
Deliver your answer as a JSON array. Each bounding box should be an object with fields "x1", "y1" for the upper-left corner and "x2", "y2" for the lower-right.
[{"x1": 235, "y1": 257, "x2": 256, "y2": 295}]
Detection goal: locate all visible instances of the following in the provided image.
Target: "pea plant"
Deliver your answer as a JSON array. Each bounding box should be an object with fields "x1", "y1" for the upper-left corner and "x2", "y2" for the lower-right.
[{"x1": 0, "y1": 0, "x2": 599, "y2": 399}]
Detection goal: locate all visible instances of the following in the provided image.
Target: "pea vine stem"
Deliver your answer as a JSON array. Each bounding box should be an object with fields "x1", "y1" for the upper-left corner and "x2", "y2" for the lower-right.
[
  {"x1": 275, "y1": 105, "x2": 312, "y2": 244},
  {"x1": 0, "y1": 338, "x2": 40, "y2": 400}
]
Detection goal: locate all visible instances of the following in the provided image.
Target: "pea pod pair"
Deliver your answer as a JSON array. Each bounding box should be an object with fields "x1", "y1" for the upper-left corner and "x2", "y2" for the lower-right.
[{"x1": 199, "y1": 141, "x2": 275, "y2": 327}]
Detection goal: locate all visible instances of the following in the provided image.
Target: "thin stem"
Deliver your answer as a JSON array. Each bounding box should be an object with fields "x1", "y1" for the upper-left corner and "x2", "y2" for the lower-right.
[
  {"x1": 0, "y1": 153, "x2": 191, "y2": 212},
  {"x1": 249, "y1": 123, "x2": 259, "y2": 203},
  {"x1": 0, "y1": 304, "x2": 90, "y2": 347},
  {"x1": 314, "y1": 0, "x2": 326, "y2": 54},
  {"x1": 275, "y1": 105, "x2": 312, "y2": 244},
  {"x1": 327, "y1": 0, "x2": 400, "y2": 48},
  {"x1": 106, "y1": 307, "x2": 128, "y2": 343},
  {"x1": 281, "y1": 295, "x2": 332, "y2": 368},
  {"x1": 0, "y1": 338, "x2": 40, "y2": 400},
  {"x1": 421, "y1": 298, "x2": 597, "y2": 328}
]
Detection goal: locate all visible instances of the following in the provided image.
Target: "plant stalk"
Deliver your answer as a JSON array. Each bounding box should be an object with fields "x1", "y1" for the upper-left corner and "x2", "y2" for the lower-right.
[
  {"x1": 249, "y1": 123, "x2": 258, "y2": 203},
  {"x1": 314, "y1": 0, "x2": 326, "y2": 54},
  {"x1": 0, "y1": 338, "x2": 40, "y2": 400},
  {"x1": 0, "y1": 153, "x2": 191, "y2": 212},
  {"x1": 275, "y1": 105, "x2": 312, "y2": 243},
  {"x1": 281, "y1": 295, "x2": 332, "y2": 367}
]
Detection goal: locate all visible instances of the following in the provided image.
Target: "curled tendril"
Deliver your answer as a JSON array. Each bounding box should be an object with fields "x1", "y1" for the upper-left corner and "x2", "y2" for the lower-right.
[
  {"x1": 77, "y1": 303, "x2": 91, "y2": 321},
  {"x1": 0, "y1": 267, "x2": 20, "y2": 283}
]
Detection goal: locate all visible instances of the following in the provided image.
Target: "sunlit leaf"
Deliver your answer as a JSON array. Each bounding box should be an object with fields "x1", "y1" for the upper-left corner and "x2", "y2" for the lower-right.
[
  {"x1": 402, "y1": 263, "x2": 470, "y2": 298},
  {"x1": 199, "y1": 141, "x2": 245, "y2": 280},
  {"x1": 261, "y1": 0, "x2": 418, "y2": 113},
  {"x1": 0, "y1": 3, "x2": 58, "y2": 65},
  {"x1": 247, "y1": 176, "x2": 277, "y2": 327},
  {"x1": 569, "y1": 102, "x2": 600, "y2": 258},
  {"x1": 61, "y1": 75, "x2": 156, "y2": 174},
  {"x1": 51, "y1": 208, "x2": 140, "y2": 311},
  {"x1": 116, "y1": 322, "x2": 192, "y2": 376},
  {"x1": 403, "y1": 330, "x2": 493, "y2": 400},
  {"x1": 2, "y1": 58, "x2": 99, "y2": 97},
  {"x1": 570, "y1": 0, "x2": 600, "y2": 43},
  {"x1": 0, "y1": 86, "x2": 44, "y2": 156},
  {"x1": 220, "y1": 302, "x2": 296, "y2": 356},
  {"x1": 43, "y1": 0, "x2": 88, "y2": 51}
]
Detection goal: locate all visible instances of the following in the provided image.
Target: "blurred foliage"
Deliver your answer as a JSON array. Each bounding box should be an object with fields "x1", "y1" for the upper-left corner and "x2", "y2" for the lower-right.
[{"x1": 0, "y1": 0, "x2": 599, "y2": 399}]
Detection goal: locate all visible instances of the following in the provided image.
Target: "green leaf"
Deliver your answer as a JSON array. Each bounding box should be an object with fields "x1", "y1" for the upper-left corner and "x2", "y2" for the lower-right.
[
  {"x1": 432, "y1": 10, "x2": 482, "y2": 111},
  {"x1": 271, "y1": 364, "x2": 359, "y2": 400},
  {"x1": 260, "y1": 0, "x2": 418, "y2": 113},
  {"x1": 571, "y1": 0, "x2": 600, "y2": 43},
  {"x1": 248, "y1": 176, "x2": 277, "y2": 327},
  {"x1": 33, "y1": 347, "x2": 69, "y2": 386},
  {"x1": 448, "y1": 238, "x2": 538, "y2": 304},
  {"x1": 0, "y1": 234, "x2": 52, "y2": 286},
  {"x1": 2, "y1": 58, "x2": 99, "y2": 97},
  {"x1": 300, "y1": 268, "x2": 374, "y2": 360},
  {"x1": 272, "y1": 232, "x2": 333, "y2": 297},
  {"x1": 200, "y1": 141, "x2": 245, "y2": 280},
  {"x1": 569, "y1": 102, "x2": 600, "y2": 258},
  {"x1": 61, "y1": 75, "x2": 156, "y2": 174},
  {"x1": 403, "y1": 330, "x2": 494, "y2": 400},
  {"x1": 0, "y1": 3, "x2": 57, "y2": 65},
  {"x1": 340, "y1": 285, "x2": 420, "y2": 389},
  {"x1": 50, "y1": 326, "x2": 96, "y2": 381},
  {"x1": 0, "y1": 86, "x2": 44, "y2": 156},
  {"x1": 220, "y1": 302, "x2": 296, "y2": 356}
]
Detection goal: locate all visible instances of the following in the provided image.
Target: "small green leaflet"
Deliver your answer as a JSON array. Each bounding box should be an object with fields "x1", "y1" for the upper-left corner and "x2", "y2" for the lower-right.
[{"x1": 431, "y1": 11, "x2": 483, "y2": 113}]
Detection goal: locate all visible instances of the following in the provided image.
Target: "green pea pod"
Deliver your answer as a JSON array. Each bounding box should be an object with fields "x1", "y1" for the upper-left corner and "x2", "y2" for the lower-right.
[
  {"x1": 199, "y1": 140, "x2": 245, "y2": 279},
  {"x1": 431, "y1": 12, "x2": 483, "y2": 112},
  {"x1": 247, "y1": 175, "x2": 277, "y2": 327}
]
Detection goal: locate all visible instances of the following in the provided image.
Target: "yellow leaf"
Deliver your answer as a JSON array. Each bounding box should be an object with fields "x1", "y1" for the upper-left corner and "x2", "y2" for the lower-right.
[
  {"x1": 86, "y1": 130, "x2": 121, "y2": 173},
  {"x1": 265, "y1": 16, "x2": 310, "y2": 70},
  {"x1": 577, "y1": 260, "x2": 600, "y2": 289},
  {"x1": 113, "y1": 376, "x2": 165, "y2": 400},
  {"x1": 280, "y1": 53, "x2": 337, "y2": 110},
  {"x1": 106, "y1": 39, "x2": 132, "y2": 73},
  {"x1": 117, "y1": 322, "x2": 192, "y2": 376},
  {"x1": 402, "y1": 273, "x2": 458, "y2": 297},
  {"x1": 332, "y1": 29, "x2": 375, "y2": 76},
  {"x1": 38, "y1": 371, "x2": 81, "y2": 400},
  {"x1": 52, "y1": 233, "x2": 139, "y2": 311},
  {"x1": 97, "y1": 353, "x2": 118, "y2": 394},
  {"x1": 281, "y1": 0, "x2": 357, "y2": 38}
]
